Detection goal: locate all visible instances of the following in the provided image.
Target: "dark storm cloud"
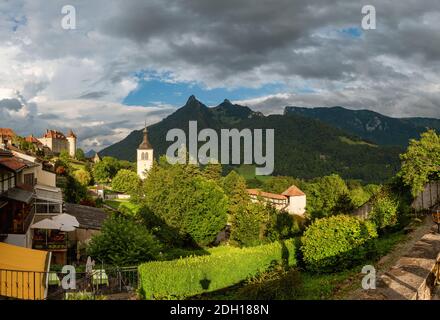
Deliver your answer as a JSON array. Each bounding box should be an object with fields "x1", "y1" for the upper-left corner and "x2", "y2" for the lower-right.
[
  {"x1": 0, "y1": 98, "x2": 23, "y2": 111},
  {"x1": 78, "y1": 91, "x2": 109, "y2": 99},
  {"x1": 94, "y1": 0, "x2": 440, "y2": 102}
]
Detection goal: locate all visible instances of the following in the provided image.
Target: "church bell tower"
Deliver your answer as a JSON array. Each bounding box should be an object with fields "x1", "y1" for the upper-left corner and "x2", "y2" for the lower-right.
[{"x1": 137, "y1": 123, "x2": 153, "y2": 180}]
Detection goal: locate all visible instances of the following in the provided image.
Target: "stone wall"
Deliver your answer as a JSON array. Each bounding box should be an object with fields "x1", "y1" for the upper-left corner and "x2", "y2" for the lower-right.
[{"x1": 362, "y1": 227, "x2": 440, "y2": 300}]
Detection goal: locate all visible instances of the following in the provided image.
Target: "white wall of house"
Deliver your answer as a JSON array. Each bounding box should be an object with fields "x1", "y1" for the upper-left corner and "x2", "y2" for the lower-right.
[
  {"x1": 287, "y1": 195, "x2": 306, "y2": 216},
  {"x1": 12, "y1": 150, "x2": 56, "y2": 187},
  {"x1": 37, "y1": 169, "x2": 56, "y2": 187},
  {"x1": 5, "y1": 228, "x2": 32, "y2": 248}
]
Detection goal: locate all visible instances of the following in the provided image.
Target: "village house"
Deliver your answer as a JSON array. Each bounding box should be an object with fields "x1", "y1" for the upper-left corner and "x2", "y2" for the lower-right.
[
  {"x1": 0, "y1": 128, "x2": 16, "y2": 147},
  {"x1": 0, "y1": 144, "x2": 108, "y2": 265},
  {"x1": 38, "y1": 129, "x2": 77, "y2": 157},
  {"x1": 247, "y1": 185, "x2": 307, "y2": 216}
]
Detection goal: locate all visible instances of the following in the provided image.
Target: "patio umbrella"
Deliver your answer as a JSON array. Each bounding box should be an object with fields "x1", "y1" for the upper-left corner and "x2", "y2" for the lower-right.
[
  {"x1": 31, "y1": 219, "x2": 63, "y2": 246},
  {"x1": 52, "y1": 214, "x2": 79, "y2": 228},
  {"x1": 31, "y1": 218, "x2": 62, "y2": 230}
]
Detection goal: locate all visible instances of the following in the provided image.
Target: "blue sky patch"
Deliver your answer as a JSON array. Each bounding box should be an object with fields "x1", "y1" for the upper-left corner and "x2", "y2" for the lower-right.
[{"x1": 123, "y1": 72, "x2": 287, "y2": 107}]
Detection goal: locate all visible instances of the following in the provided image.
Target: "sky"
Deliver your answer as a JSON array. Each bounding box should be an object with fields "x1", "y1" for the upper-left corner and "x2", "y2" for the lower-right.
[{"x1": 0, "y1": 0, "x2": 439, "y2": 151}]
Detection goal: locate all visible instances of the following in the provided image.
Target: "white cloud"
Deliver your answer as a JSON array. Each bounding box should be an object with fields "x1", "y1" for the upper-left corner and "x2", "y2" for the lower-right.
[{"x1": 0, "y1": 0, "x2": 439, "y2": 152}]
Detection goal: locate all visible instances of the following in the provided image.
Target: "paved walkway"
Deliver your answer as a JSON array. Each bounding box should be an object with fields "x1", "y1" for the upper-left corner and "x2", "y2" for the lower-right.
[{"x1": 349, "y1": 217, "x2": 440, "y2": 300}]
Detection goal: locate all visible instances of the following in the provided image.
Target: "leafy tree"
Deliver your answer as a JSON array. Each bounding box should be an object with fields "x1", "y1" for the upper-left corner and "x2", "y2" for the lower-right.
[
  {"x1": 63, "y1": 174, "x2": 88, "y2": 203},
  {"x1": 304, "y1": 174, "x2": 349, "y2": 219},
  {"x1": 111, "y1": 169, "x2": 141, "y2": 194},
  {"x1": 12, "y1": 136, "x2": 35, "y2": 152},
  {"x1": 230, "y1": 202, "x2": 267, "y2": 247},
  {"x1": 203, "y1": 163, "x2": 222, "y2": 182},
  {"x1": 93, "y1": 156, "x2": 120, "y2": 183},
  {"x1": 332, "y1": 193, "x2": 356, "y2": 215},
  {"x1": 222, "y1": 171, "x2": 249, "y2": 222},
  {"x1": 59, "y1": 150, "x2": 71, "y2": 163},
  {"x1": 143, "y1": 162, "x2": 228, "y2": 246},
  {"x1": 76, "y1": 148, "x2": 86, "y2": 161},
  {"x1": 119, "y1": 160, "x2": 136, "y2": 171},
  {"x1": 87, "y1": 214, "x2": 161, "y2": 266},
  {"x1": 73, "y1": 168, "x2": 92, "y2": 186},
  {"x1": 399, "y1": 129, "x2": 440, "y2": 196},
  {"x1": 263, "y1": 176, "x2": 302, "y2": 194},
  {"x1": 265, "y1": 209, "x2": 300, "y2": 242},
  {"x1": 368, "y1": 190, "x2": 399, "y2": 230}
]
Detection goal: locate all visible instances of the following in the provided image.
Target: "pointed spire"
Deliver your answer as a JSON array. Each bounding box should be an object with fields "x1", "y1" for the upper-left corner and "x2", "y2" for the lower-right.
[{"x1": 138, "y1": 121, "x2": 152, "y2": 150}]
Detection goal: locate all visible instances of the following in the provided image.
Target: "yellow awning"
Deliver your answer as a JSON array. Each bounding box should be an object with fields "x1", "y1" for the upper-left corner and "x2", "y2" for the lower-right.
[{"x1": 0, "y1": 242, "x2": 50, "y2": 300}]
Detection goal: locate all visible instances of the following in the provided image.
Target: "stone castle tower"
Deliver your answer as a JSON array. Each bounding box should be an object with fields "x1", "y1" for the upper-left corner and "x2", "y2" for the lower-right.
[
  {"x1": 137, "y1": 124, "x2": 153, "y2": 180},
  {"x1": 67, "y1": 129, "x2": 77, "y2": 158}
]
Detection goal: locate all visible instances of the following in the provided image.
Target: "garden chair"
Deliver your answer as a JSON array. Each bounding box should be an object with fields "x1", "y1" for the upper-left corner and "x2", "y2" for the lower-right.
[
  {"x1": 48, "y1": 272, "x2": 61, "y2": 286},
  {"x1": 92, "y1": 269, "x2": 109, "y2": 286}
]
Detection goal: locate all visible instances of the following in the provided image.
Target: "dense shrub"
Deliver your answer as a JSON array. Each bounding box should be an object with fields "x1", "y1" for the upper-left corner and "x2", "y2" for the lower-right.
[
  {"x1": 368, "y1": 192, "x2": 399, "y2": 230},
  {"x1": 74, "y1": 168, "x2": 92, "y2": 186},
  {"x1": 87, "y1": 214, "x2": 162, "y2": 266},
  {"x1": 301, "y1": 215, "x2": 378, "y2": 273},
  {"x1": 265, "y1": 210, "x2": 301, "y2": 242},
  {"x1": 143, "y1": 163, "x2": 228, "y2": 246},
  {"x1": 138, "y1": 239, "x2": 297, "y2": 299},
  {"x1": 230, "y1": 202, "x2": 266, "y2": 247},
  {"x1": 111, "y1": 169, "x2": 141, "y2": 194}
]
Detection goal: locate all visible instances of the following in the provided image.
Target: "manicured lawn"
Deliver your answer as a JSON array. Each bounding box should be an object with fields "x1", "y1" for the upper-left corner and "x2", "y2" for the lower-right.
[{"x1": 104, "y1": 199, "x2": 142, "y2": 215}]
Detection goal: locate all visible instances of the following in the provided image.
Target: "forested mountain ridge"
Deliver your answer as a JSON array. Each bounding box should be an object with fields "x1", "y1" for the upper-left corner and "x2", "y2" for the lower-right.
[
  {"x1": 284, "y1": 106, "x2": 440, "y2": 147},
  {"x1": 99, "y1": 96, "x2": 403, "y2": 183}
]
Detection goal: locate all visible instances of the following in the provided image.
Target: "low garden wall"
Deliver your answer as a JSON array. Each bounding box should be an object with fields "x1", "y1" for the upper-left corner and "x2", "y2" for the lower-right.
[
  {"x1": 104, "y1": 194, "x2": 131, "y2": 200},
  {"x1": 138, "y1": 239, "x2": 297, "y2": 299}
]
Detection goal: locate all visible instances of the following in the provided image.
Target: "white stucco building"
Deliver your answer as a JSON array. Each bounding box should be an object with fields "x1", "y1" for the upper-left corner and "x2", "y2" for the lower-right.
[{"x1": 247, "y1": 185, "x2": 306, "y2": 216}]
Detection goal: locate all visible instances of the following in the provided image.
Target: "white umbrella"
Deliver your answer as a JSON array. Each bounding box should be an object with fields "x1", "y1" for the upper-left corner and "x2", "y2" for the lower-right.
[
  {"x1": 31, "y1": 218, "x2": 62, "y2": 230},
  {"x1": 31, "y1": 219, "x2": 63, "y2": 247},
  {"x1": 52, "y1": 214, "x2": 79, "y2": 228},
  {"x1": 60, "y1": 224, "x2": 76, "y2": 232}
]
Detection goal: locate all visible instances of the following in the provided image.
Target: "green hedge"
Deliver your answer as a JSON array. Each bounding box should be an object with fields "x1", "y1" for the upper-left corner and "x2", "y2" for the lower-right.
[
  {"x1": 301, "y1": 215, "x2": 378, "y2": 273},
  {"x1": 138, "y1": 239, "x2": 297, "y2": 299}
]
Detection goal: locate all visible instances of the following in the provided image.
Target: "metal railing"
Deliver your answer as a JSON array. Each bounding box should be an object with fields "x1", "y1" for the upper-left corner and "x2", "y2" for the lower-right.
[{"x1": 0, "y1": 266, "x2": 139, "y2": 300}]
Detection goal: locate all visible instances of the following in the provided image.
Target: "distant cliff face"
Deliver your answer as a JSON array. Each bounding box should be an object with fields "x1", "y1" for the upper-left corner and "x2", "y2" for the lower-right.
[
  {"x1": 284, "y1": 106, "x2": 440, "y2": 146},
  {"x1": 98, "y1": 97, "x2": 415, "y2": 183}
]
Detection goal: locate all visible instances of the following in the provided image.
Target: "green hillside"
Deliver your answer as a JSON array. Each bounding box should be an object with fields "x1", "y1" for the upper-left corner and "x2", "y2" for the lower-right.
[{"x1": 99, "y1": 96, "x2": 403, "y2": 183}]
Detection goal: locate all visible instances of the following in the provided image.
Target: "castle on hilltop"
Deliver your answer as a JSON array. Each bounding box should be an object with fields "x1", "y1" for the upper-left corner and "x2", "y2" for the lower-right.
[{"x1": 37, "y1": 129, "x2": 77, "y2": 157}]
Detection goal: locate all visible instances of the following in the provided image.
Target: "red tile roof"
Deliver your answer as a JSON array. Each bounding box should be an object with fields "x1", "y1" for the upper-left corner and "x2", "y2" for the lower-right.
[
  {"x1": 0, "y1": 128, "x2": 16, "y2": 138},
  {"x1": 26, "y1": 135, "x2": 43, "y2": 145},
  {"x1": 282, "y1": 185, "x2": 305, "y2": 197},
  {"x1": 43, "y1": 130, "x2": 66, "y2": 140},
  {"x1": 247, "y1": 189, "x2": 288, "y2": 200},
  {"x1": 0, "y1": 157, "x2": 27, "y2": 172}
]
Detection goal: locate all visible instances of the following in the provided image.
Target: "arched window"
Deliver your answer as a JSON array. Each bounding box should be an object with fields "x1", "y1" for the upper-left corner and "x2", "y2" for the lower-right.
[{"x1": 145, "y1": 152, "x2": 149, "y2": 160}]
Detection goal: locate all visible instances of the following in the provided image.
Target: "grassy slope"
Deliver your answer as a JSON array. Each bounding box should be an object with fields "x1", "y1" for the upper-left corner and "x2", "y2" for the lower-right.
[{"x1": 195, "y1": 231, "x2": 406, "y2": 300}]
